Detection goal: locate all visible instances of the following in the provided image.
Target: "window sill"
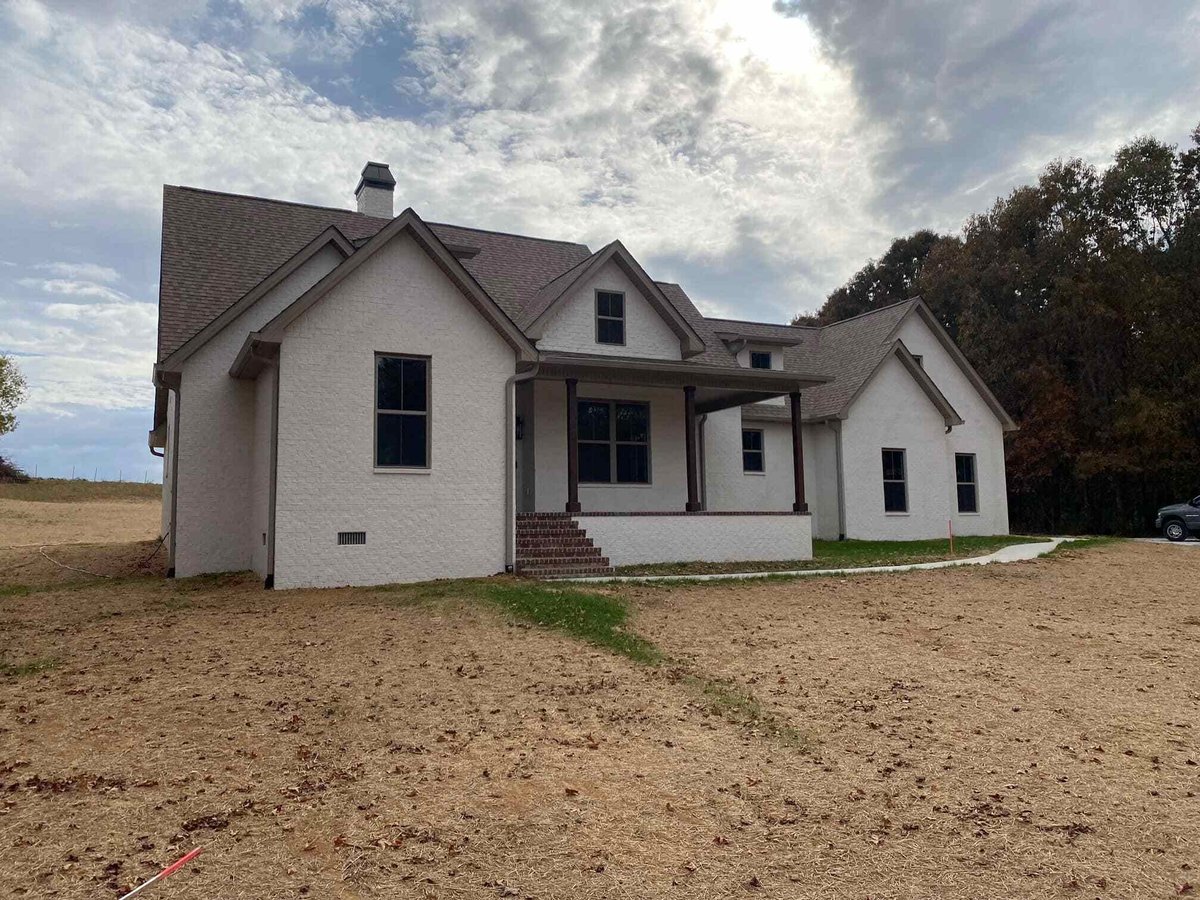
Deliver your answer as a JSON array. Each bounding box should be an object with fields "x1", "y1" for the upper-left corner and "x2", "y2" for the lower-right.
[
  {"x1": 743, "y1": 471, "x2": 766, "y2": 476},
  {"x1": 956, "y1": 511, "x2": 981, "y2": 516},
  {"x1": 885, "y1": 511, "x2": 909, "y2": 516},
  {"x1": 374, "y1": 467, "x2": 432, "y2": 475},
  {"x1": 581, "y1": 482, "x2": 653, "y2": 488}
]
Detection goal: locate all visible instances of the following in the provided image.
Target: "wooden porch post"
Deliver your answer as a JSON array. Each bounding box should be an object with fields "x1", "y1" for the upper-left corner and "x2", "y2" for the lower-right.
[
  {"x1": 565, "y1": 378, "x2": 581, "y2": 513},
  {"x1": 684, "y1": 385, "x2": 701, "y2": 512},
  {"x1": 789, "y1": 391, "x2": 808, "y2": 513}
]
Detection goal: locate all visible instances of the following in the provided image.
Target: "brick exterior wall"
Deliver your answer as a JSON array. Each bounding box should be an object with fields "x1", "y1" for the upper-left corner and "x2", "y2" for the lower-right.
[
  {"x1": 172, "y1": 244, "x2": 344, "y2": 577},
  {"x1": 272, "y1": 232, "x2": 515, "y2": 589},
  {"x1": 578, "y1": 512, "x2": 812, "y2": 566}
]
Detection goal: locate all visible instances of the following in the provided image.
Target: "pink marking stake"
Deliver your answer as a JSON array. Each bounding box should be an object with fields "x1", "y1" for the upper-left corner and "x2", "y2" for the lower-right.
[{"x1": 118, "y1": 847, "x2": 204, "y2": 899}]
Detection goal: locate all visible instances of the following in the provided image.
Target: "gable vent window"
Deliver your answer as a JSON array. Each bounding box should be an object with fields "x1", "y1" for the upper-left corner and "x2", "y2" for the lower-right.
[
  {"x1": 376, "y1": 354, "x2": 430, "y2": 468},
  {"x1": 337, "y1": 531, "x2": 366, "y2": 546},
  {"x1": 595, "y1": 290, "x2": 625, "y2": 345},
  {"x1": 749, "y1": 350, "x2": 772, "y2": 370}
]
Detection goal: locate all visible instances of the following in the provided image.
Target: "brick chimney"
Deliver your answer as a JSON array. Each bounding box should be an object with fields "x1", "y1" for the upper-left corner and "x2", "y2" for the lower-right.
[{"x1": 355, "y1": 161, "x2": 395, "y2": 218}]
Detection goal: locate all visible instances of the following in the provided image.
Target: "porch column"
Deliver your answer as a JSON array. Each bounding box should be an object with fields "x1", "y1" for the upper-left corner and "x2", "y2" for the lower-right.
[
  {"x1": 565, "y1": 378, "x2": 581, "y2": 513},
  {"x1": 789, "y1": 391, "x2": 808, "y2": 513},
  {"x1": 684, "y1": 385, "x2": 701, "y2": 512}
]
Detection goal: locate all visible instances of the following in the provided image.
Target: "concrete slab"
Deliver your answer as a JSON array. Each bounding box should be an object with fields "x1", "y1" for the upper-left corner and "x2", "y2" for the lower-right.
[{"x1": 565, "y1": 537, "x2": 1077, "y2": 584}]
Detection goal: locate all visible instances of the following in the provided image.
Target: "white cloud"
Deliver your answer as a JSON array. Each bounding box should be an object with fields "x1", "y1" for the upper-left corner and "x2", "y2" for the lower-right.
[
  {"x1": 35, "y1": 261, "x2": 120, "y2": 282},
  {"x1": 0, "y1": 294, "x2": 156, "y2": 411},
  {"x1": 0, "y1": 0, "x2": 885, "y2": 315},
  {"x1": 17, "y1": 277, "x2": 128, "y2": 303}
]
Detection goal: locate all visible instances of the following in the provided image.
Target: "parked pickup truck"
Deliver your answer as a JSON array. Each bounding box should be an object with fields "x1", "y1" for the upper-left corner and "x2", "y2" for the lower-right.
[{"x1": 1156, "y1": 496, "x2": 1200, "y2": 541}]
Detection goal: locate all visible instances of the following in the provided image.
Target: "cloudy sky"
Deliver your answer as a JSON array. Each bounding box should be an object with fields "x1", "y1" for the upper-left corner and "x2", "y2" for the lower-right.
[{"x1": 0, "y1": 0, "x2": 1197, "y2": 481}]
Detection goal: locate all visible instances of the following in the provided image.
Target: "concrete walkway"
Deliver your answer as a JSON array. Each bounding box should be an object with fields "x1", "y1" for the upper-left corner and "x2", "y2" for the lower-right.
[{"x1": 565, "y1": 537, "x2": 1076, "y2": 584}]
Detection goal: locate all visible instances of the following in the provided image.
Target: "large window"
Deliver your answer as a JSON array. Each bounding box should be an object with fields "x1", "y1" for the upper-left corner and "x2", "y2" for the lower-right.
[
  {"x1": 376, "y1": 354, "x2": 430, "y2": 468},
  {"x1": 956, "y1": 453, "x2": 978, "y2": 513},
  {"x1": 595, "y1": 290, "x2": 625, "y2": 345},
  {"x1": 882, "y1": 448, "x2": 907, "y2": 513},
  {"x1": 749, "y1": 350, "x2": 772, "y2": 370},
  {"x1": 742, "y1": 429, "x2": 765, "y2": 473},
  {"x1": 579, "y1": 399, "x2": 649, "y2": 483}
]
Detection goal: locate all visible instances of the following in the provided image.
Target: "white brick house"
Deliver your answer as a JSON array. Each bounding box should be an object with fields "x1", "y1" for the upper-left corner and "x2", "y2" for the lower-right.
[{"x1": 150, "y1": 163, "x2": 1016, "y2": 588}]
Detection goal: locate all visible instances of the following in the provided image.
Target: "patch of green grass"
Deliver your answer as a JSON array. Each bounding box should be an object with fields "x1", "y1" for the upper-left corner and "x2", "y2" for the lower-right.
[
  {"x1": 0, "y1": 656, "x2": 58, "y2": 677},
  {"x1": 1045, "y1": 536, "x2": 1120, "y2": 555},
  {"x1": 478, "y1": 582, "x2": 662, "y2": 665},
  {"x1": 0, "y1": 478, "x2": 160, "y2": 503},
  {"x1": 613, "y1": 534, "x2": 1038, "y2": 577},
  {"x1": 365, "y1": 577, "x2": 808, "y2": 748},
  {"x1": 683, "y1": 674, "x2": 814, "y2": 750}
]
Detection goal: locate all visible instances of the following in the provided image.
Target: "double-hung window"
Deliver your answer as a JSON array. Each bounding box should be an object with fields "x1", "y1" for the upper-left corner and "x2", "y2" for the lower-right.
[
  {"x1": 578, "y1": 400, "x2": 649, "y2": 483},
  {"x1": 742, "y1": 429, "x2": 765, "y2": 473},
  {"x1": 749, "y1": 350, "x2": 772, "y2": 370},
  {"x1": 375, "y1": 354, "x2": 430, "y2": 468},
  {"x1": 882, "y1": 448, "x2": 907, "y2": 513},
  {"x1": 595, "y1": 290, "x2": 625, "y2": 345},
  {"x1": 956, "y1": 453, "x2": 978, "y2": 513}
]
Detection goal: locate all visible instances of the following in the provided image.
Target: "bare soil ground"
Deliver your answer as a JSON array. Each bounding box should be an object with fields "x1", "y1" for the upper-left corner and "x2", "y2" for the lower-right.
[
  {"x1": 0, "y1": 501, "x2": 1196, "y2": 899},
  {"x1": 0, "y1": 494, "x2": 160, "y2": 548}
]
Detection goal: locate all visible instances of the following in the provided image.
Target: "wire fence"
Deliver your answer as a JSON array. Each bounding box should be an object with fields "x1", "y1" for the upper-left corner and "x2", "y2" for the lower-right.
[{"x1": 24, "y1": 464, "x2": 163, "y2": 484}]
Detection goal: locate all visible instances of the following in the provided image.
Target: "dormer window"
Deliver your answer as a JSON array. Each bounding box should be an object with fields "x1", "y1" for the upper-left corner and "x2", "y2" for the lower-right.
[
  {"x1": 596, "y1": 290, "x2": 625, "y2": 345},
  {"x1": 749, "y1": 350, "x2": 772, "y2": 369}
]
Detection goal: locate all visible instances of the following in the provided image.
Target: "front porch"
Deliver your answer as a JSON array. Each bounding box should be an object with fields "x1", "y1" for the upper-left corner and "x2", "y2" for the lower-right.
[{"x1": 513, "y1": 354, "x2": 827, "y2": 576}]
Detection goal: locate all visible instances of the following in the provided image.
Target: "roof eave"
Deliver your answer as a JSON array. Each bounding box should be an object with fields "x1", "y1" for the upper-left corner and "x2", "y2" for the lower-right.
[
  {"x1": 893, "y1": 300, "x2": 1017, "y2": 432},
  {"x1": 256, "y1": 209, "x2": 538, "y2": 364},
  {"x1": 158, "y1": 226, "x2": 356, "y2": 372}
]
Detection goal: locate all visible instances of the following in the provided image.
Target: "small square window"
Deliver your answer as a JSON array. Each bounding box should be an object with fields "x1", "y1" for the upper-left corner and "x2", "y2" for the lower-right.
[
  {"x1": 595, "y1": 290, "x2": 625, "y2": 345},
  {"x1": 742, "y1": 429, "x2": 764, "y2": 472},
  {"x1": 749, "y1": 351, "x2": 772, "y2": 369}
]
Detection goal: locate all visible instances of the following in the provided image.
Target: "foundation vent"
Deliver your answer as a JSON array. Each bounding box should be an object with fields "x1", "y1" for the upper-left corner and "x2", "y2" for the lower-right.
[{"x1": 337, "y1": 531, "x2": 366, "y2": 546}]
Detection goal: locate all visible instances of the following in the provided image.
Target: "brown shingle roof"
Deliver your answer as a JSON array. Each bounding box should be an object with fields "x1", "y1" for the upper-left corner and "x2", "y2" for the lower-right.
[
  {"x1": 787, "y1": 299, "x2": 920, "y2": 420},
  {"x1": 157, "y1": 186, "x2": 591, "y2": 361},
  {"x1": 155, "y1": 185, "x2": 923, "y2": 409}
]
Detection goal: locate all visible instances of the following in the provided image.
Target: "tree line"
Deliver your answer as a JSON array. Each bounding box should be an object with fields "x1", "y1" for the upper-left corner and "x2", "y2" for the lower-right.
[{"x1": 796, "y1": 125, "x2": 1200, "y2": 535}]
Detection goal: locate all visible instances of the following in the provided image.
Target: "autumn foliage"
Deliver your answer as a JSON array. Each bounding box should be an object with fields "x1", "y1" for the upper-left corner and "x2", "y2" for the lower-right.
[{"x1": 799, "y1": 125, "x2": 1200, "y2": 535}]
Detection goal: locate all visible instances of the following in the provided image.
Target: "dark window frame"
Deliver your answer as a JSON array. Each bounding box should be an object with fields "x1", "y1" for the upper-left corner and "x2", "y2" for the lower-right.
[
  {"x1": 742, "y1": 428, "x2": 765, "y2": 473},
  {"x1": 578, "y1": 398, "x2": 651, "y2": 484},
  {"x1": 882, "y1": 447, "x2": 908, "y2": 513},
  {"x1": 955, "y1": 452, "x2": 979, "y2": 514},
  {"x1": 374, "y1": 352, "x2": 432, "y2": 469},
  {"x1": 595, "y1": 289, "x2": 626, "y2": 346},
  {"x1": 749, "y1": 350, "x2": 772, "y2": 370}
]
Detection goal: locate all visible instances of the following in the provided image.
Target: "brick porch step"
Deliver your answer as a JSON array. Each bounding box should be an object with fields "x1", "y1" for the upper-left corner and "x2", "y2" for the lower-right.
[{"x1": 515, "y1": 513, "x2": 613, "y2": 579}]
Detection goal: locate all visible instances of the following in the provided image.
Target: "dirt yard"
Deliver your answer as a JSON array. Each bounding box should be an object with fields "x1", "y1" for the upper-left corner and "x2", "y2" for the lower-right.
[{"x1": 0, "y1": 499, "x2": 1196, "y2": 899}]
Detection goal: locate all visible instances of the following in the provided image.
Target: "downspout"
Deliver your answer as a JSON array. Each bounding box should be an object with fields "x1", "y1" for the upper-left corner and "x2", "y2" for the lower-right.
[
  {"x1": 698, "y1": 413, "x2": 708, "y2": 510},
  {"x1": 505, "y1": 362, "x2": 540, "y2": 572},
  {"x1": 167, "y1": 383, "x2": 181, "y2": 575},
  {"x1": 828, "y1": 419, "x2": 846, "y2": 541},
  {"x1": 265, "y1": 360, "x2": 280, "y2": 589}
]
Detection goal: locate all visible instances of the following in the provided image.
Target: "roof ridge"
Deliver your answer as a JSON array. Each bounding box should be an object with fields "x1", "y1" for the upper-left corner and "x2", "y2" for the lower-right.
[
  {"x1": 167, "y1": 185, "x2": 591, "y2": 249},
  {"x1": 706, "y1": 315, "x2": 820, "y2": 331},
  {"x1": 424, "y1": 219, "x2": 591, "y2": 249},
  {"x1": 821, "y1": 297, "x2": 920, "y2": 329},
  {"x1": 533, "y1": 246, "x2": 602, "y2": 292},
  {"x1": 167, "y1": 184, "x2": 392, "y2": 220}
]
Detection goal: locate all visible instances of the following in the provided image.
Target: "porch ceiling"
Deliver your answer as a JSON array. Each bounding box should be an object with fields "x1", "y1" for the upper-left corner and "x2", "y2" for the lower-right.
[{"x1": 536, "y1": 353, "x2": 829, "y2": 409}]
